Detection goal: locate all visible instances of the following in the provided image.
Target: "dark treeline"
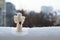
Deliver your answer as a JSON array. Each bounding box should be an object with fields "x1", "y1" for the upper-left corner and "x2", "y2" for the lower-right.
[{"x1": 17, "y1": 9, "x2": 57, "y2": 28}]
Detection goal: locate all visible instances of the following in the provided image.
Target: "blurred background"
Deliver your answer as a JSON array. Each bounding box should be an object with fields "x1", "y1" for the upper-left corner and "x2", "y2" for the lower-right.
[{"x1": 0, "y1": 0, "x2": 60, "y2": 27}]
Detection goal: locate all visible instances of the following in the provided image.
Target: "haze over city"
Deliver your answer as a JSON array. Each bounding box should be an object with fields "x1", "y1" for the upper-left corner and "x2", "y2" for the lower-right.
[{"x1": 6, "y1": 0, "x2": 60, "y2": 12}]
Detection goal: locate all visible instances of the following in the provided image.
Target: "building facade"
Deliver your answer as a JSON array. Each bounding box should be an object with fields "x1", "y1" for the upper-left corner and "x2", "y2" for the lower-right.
[
  {"x1": 0, "y1": 0, "x2": 6, "y2": 26},
  {"x1": 41, "y1": 6, "x2": 53, "y2": 13}
]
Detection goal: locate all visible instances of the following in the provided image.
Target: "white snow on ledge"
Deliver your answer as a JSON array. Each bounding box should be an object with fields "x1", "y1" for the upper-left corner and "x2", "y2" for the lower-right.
[
  {"x1": 11, "y1": 27, "x2": 29, "y2": 36},
  {"x1": 0, "y1": 27, "x2": 60, "y2": 40}
]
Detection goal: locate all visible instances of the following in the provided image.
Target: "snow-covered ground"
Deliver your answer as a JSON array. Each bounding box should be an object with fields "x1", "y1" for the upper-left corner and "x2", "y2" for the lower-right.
[{"x1": 0, "y1": 27, "x2": 60, "y2": 40}]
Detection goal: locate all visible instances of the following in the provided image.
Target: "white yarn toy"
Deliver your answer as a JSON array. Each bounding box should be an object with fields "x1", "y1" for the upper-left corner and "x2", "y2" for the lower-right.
[{"x1": 14, "y1": 13, "x2": 25, "y2": 32}]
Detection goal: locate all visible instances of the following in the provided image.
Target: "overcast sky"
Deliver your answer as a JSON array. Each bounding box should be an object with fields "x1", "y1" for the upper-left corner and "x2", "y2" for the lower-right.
[{"x1": 6, "y1": 0, "x2": 60, "y2": 12}]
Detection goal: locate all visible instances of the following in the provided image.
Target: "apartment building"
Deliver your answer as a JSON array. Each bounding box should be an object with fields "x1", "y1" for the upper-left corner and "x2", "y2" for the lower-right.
[{"x1": 0, "y1": 0, "x2": 6, "y2": 26}]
